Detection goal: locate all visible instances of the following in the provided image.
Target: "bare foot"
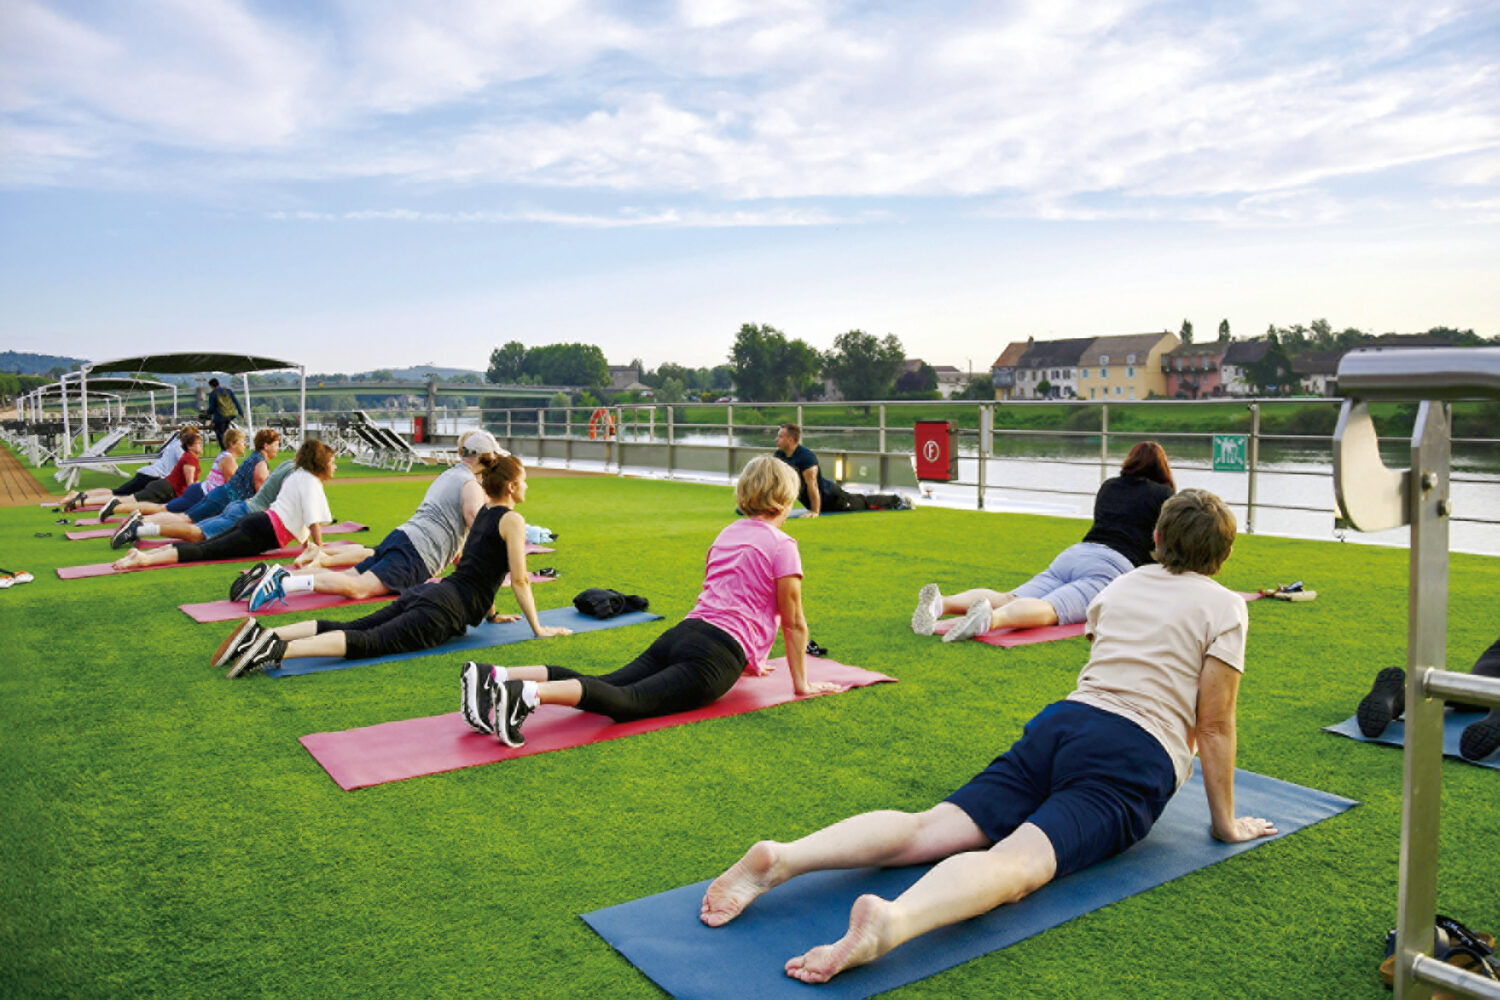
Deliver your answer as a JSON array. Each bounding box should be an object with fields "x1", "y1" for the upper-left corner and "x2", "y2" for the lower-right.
[
  {"x1": 112, "y1": 547, "x2": 144, "y2": 571},
  {"x1": 700, "y1": 841, "x2": 785, "y2": 926},
  {"x1": 785, "y1": 894, "x2": 893, "y2": 984}
]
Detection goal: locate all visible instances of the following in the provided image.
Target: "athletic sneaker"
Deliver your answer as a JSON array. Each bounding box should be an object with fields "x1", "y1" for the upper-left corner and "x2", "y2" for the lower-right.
[
  {"x1": 227, "y1": 631, "x2": 287, "y2": 679},
  {"x1": 942, "y1": 598, "x2": 994, "y2": 643},
  {"x1": 896, "y1": 494, "x2": 915, "y2": 510},
  {"x1": 460, "y1": 661, "x2": 495, "y2": 735},
  {"x1": 1357, "y1": 667, "x2": 1406, "y2": 737},
  {"x1": 211, "y1": 617, "x2": 261, "y2": 668},
  {"x1": 99, "y1": 497, "x2": 120, "y2": 520},
  {"x1": 62, "y1": 492, "x2": 85, "y2": 512},
  {"x1": 911, "y1": 583, "x2": 942, "y2": 636},
  {"x1": 1460, "y1": 709, "x2": 1500, "y2": 761},
  {"x1": 109, "y1": 511, "x2": 142, "y2": 550},
  {"x1": 230, "y1": 562, "x2": 271, "y2": 602},
  {"x1": 247, "y1": 565, "x2": 291, "y2": 613},
  {"x1": 489, "y1": 679, "x2": 532, "y2": 748}
]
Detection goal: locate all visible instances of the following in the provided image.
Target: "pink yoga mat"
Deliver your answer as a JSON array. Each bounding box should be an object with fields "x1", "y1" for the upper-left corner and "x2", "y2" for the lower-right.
[
  {"x1": 300, "y1": 656, "x2": 895, "y2": 790},
  {"x1": 56, "y1": 547, "x2": 307, "y2": 580},
  {"x1": 929, "y1": 591, "x2": 1265, "y2": 646},
  {"x1": 177, "y1": 573, "x2": 560, "y2": 623},
  {"x1": 42, "y1": 501, "x2": 102, "y2": 511},
  {"x1": 64, "y1": 520, "x2": 369, "y2": 541}
]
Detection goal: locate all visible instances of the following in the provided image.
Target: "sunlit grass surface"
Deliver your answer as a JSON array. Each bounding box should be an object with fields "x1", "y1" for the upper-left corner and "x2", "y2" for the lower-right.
[{"x1": 2, "y1": 444, "x2": 1497, "y2": 999}]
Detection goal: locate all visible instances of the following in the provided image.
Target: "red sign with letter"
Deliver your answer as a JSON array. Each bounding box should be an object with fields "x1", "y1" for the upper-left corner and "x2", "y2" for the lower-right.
[{"x1": 915, "y1": 420, "x2": 956, "y2": 481}]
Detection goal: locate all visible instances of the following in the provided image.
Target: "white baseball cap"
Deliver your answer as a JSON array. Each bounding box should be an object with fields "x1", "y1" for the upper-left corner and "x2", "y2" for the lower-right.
[{"x1": 458, "y1": 429, "x2": 505, "y2": 456}]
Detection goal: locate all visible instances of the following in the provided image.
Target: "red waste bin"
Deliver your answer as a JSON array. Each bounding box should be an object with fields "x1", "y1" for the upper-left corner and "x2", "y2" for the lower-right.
[
  {"x1": 412, "y1": 415, "x2": 425, "y2": 444},
  {"x1": 914, "y1": 420, "x2": 956, "y2": 481}
]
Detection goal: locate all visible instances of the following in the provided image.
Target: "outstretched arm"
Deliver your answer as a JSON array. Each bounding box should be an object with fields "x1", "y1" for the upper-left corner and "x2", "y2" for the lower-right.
[
  {"x1": 801, "y1": 467, "x2": 821, "y2": 516},
  {"x1": 776, "y1": 575, "x2": 840, "y2": 696},
  {"x1": 500, "y1": 510, "x2": 570, "y2": 637},
  {"x1": 1196, "y1": 656, "x2": 1277, "y2": 843}
]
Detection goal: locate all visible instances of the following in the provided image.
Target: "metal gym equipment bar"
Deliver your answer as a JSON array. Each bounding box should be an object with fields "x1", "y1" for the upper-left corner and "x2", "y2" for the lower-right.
[{"x1": 1332, "y1": 346, "x2": 1500, "y2": 1000}]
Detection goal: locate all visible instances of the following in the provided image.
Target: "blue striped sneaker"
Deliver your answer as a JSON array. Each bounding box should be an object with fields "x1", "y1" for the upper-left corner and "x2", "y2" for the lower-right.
[{"x1": 247, "y1": 565, "x2": 291, "y2": 613}]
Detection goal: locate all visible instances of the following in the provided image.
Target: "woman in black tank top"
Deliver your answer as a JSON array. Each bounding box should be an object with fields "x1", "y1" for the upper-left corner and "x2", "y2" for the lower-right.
[{"x1": 215, "y1": 456, "x2": 572, "y2": 678}]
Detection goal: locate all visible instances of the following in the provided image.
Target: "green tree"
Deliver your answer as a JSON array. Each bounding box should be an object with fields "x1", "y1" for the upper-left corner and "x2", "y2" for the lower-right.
[
  {"x1": 521, "y1": 343, "x2": 609, "y2": 387},
  {"x1": 957, "y1": 375, "x2": 994, "y2": 400},
  {"x1": 1218, "y1": 319, "x2": 1230, "y2": 342},
  {"x1": 1246, "y1": 333, "x2": 1295, "y2": 395},
  {"x1": 655, "y1": 377, "x2": 687, "y2": 403},
  {"x1": 487, "y1": 341, "x2": 528, "y2": 383},
  {"x1": 894, "y1": 362, "x2": 937, "y2": 396},
  {"x1": 1180, "y1": 319, "x2": 1194, "y2": 345},
  {"x1": 821, "y1": 330, "x2": 905, "y2": 404},
  {"x1": 728, "y1": 323, "x2": 820, "y2": 401}
]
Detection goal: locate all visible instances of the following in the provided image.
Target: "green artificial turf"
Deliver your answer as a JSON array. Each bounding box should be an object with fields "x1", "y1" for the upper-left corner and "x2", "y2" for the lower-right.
[{"x1": 2, "y1": 445, "x2": 1497, "y2": 999}]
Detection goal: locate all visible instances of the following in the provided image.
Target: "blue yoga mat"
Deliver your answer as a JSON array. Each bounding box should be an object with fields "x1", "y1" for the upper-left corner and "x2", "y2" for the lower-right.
[
  {"x1": 263, "y1": 607, "x2": 663, "y2": 677},
  {"x1": 1323, "y1": 712, "x2": 1499, "y2": 769},
  {"x1": 583, "y1": 769, "x2": 1355, "y2": 1000}
]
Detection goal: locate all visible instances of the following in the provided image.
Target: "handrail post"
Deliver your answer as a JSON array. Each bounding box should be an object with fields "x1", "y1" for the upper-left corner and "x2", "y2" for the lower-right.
[
  {"x1": 726, "y1": 404, "x2": 735, "y2": 480},
  {"x1": 1394, "y1": 400, "x2": 1451, "y2": 1000},
  {"x1": 1099, "y1": 403, "x2": 1108, "y2": 483},
  {"x1": 878, "y1": 404, "x2": 887, "y2": 490},
  {"x1": 977, "y1": 403, "x2": 991, "y2": 510},
  {"x1": 1246, "y1": 403, "x2": 1260, "y2": 534},
  {"x1": 666, "y1": 405, "x2": 675, "y2": 480}
]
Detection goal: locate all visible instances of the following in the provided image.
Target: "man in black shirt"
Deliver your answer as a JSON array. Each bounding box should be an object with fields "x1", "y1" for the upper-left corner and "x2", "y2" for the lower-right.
[{"x1": 773, "y1": 424, "x2": 909, "y2": 516}]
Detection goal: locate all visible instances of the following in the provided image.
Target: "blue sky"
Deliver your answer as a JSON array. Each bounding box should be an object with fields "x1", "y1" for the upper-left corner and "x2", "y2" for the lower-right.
[{"x1": 1, "y1": 0, "x2": 1497, "y2": 374}]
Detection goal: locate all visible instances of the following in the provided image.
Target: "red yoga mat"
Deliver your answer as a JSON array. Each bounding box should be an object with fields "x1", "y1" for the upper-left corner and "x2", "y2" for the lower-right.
[
  {"x1": 56, "y1": 547, "x2": 307, "y2": 580},
  {"x1": 929, "y1": 591, "x2": 1265, "y2": 646},
  {"x1": 177, "y1": 572, "x2": 559, "y2": 623},
  {"x1": 42, "y1": 501, "x2": 103, "y2": 511},
  {"x1": 64, "y1": 520, "x2": 370, "y2": 541},
  {"x1": 300, "y1": 656, "x2": 896, "y2": 791}
]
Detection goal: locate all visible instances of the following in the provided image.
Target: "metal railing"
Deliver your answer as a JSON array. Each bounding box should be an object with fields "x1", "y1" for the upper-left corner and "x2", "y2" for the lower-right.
[{"x1": 1333, "y1": 347, "x2": 1500, "y2": 1000}]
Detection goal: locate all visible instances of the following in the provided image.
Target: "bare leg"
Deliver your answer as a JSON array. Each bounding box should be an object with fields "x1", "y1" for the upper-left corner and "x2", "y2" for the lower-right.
[
  {"x1": 263, "y1": 620, "x2": 346, "y2": 659},
  {"x1": 533, "y1": 679, "x2": 582, "y2": 706},
  {"x1": 785, "y1": 823, "x2": 1058, "y2": 984},
  {"x1": 292, "y1": 543, "x2": 372, "y2": 571},
  {"x1": 143, "y1": 511, "x2": 191, "y2": 525},
  {"x1": 701, "y1": 803, "x2": 987, "y2": 927},
  {"x1": 988, "y1": 598, "x2": 1058, "y2": 630},
  {"x1": 292, "y1": 569, "x2": 391, "y2": 600},
  {"x1": 156, "y1": 523, "x2": 205, "y2": 542},
  {"x1": 940, "y1": 589, "x2": 1013, "y2": 617},
  {"x1": 112, "y1": 545, "x2": 179, "y2": 570}
]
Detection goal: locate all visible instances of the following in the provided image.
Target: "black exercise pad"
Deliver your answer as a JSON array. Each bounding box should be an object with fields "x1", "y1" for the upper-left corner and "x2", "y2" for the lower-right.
[{"x1": 582, "y1": 769, "x2": 1355, "y2": 999}]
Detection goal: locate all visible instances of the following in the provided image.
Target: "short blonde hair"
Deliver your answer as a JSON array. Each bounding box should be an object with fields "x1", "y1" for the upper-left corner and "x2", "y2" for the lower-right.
[
  {"x1": 736, "y1": 455, "x2": 798, "y2": 517},
  {"x1": 222, "y1": 428, "x2": 245, "y2": 450},
  {"x1": 1152, "y1": 488, "x2": 1236, "y2": 576}
]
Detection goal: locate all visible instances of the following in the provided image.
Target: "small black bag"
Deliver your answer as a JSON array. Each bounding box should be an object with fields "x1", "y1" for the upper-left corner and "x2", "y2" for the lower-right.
[{"x1": 572, "y1": 588, "x2": 650, "y2": 619}]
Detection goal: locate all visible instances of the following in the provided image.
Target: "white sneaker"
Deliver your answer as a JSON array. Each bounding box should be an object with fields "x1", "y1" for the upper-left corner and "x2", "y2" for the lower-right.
[
  {"x1": 942, "y1": 599, "x2": 993, "y2": 643},
  {"x1": 911, "y1": 584, "x2": 942, "y2": 635}
]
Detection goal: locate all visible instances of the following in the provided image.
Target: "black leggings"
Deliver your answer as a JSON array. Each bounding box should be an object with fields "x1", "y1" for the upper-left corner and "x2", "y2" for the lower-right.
[
  {"x1": 822, "y1": 485, "x2": 903, "y2": 512},
  {"x1": 174, "y1": 511, "x2": 279, "y2": 564},
  {"x1": 113, "y1": 472, "x2": 158, "y2": 497},
  {"x1": 547, "y1": 618, "x2": 747, "y2": 722},
  {"x1": 1454, "y1": 635, "x2": 1500, "y2": 712},
  {"x1": 313, "y1": 590, "x2": 467, "y2": 660}
]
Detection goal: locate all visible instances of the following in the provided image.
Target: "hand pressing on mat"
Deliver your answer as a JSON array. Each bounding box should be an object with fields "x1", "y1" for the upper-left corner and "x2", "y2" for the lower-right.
[{"x1": 1212, "y1": 816, "x2": 1279, "y2": 843}]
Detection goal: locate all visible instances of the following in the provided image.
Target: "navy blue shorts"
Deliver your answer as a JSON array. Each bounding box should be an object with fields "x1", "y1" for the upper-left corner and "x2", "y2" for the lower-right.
[
  {"x1": 354, "y1": 529, "x2": 430, "y2": 593},
  {"x1": 945, "y1": 700, "x2": 1176, "y2": 877}
]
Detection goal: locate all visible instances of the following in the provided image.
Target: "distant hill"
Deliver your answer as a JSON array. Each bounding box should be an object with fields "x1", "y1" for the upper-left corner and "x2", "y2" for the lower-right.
[
  {"x1": 0, "y1": 350, "x2": 89, "y2": 375},
  {"x1": 382, "y1": 365, "x2": 486, "y2": 381}
]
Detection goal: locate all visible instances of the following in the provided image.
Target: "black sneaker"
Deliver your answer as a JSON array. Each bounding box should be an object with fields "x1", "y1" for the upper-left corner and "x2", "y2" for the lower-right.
[
  {"x1": 460, "y1": 661, "x2": 495, "y2": 734},
  {"x1": 1460, "y1": 709, "x2": 1500, "y2": 761},
  {"x1": 1357, "y1": 667, "x2": 1406, "y2": 737},
  {"x1": 489, "y1": 679, "x2": 532, "y2": 748},
  {"x1": 109, "y1": 511, "x2": 142, "y2": 550},
  {"x1": 229, "y1": 562, "x2": 270, "y2": 602},
  {"x1": 99, "y1": 497, "x2": 120, "y2": 521},
  {"x1": 226, "y1": 631, "x2": 286, "y2": 679},
  {"x1": 62, "y1": 492, "x2": 85, "y2": 512},
  {"x1": 211, "y1": 618, "x2": 261, "y2": 667}
]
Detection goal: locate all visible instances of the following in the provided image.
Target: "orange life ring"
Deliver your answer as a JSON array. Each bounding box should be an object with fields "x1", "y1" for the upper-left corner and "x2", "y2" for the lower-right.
[{"x1": 588, "y1": 407, "x2": 616, "y2": 440}]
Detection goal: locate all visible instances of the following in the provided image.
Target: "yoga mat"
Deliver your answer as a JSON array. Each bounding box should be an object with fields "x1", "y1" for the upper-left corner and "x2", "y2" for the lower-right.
[
  {"x1": 1323, "y1": 712, "x2": 1499, "y2": 769},
  {"x1": 57, "y1": 547, "x2": 306, "y2": 579},
  {"x1": 787, "y1": 507, "x2": 910, "y2": 518},
  {"x1": 931, "y1": 592, "x2": 1264, "y2": 647},
  {"x1": 264, "y1": 606, "x2": 662, "y2": 677},
  {"x1": 299, "y1": 656, "x2": 894, "y2": 790},
  {"x1": 178, "y1": 572, "x2": 558, "y2": 623},
  {"x1": 43, "y1": 501, "x2": 102, "y2": 511},
  {"x1": 583, "y1": 769, "x2": 1356, "y2": 1000},
  {"x1": 64, "y1": 520, "x2": 369, "y2": 541}
]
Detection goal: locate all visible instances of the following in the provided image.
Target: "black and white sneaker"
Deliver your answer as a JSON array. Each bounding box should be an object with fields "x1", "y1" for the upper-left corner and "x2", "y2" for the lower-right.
[
  {"x1": 1357, "y1": 667, "x2": 1406, "y2": 737},
  {"x1": 229, "y1": 562, "x2": 271, "y2": 602},
  {"x1": 109, "y1": 510, "x2": 142, "y2": 550},
  {"x1": 460, "y1": 661, "x2": 495, "y2": 734},
  {"x1": 489, "y1": 679, "x2": 532, "y2": 748},
  {"x1": 99, "y1": 497, "x2": 120, "y2": 520},
  {"x1": 211, "y1": 617, "x2": 262, "y2": 668},
  {"x1": 226, "y1": 631, "x2": 287, "y2": 679}
]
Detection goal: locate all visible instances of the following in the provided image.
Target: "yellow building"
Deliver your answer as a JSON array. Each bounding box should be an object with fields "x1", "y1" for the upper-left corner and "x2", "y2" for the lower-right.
[{"x1": 1077, "y1": 332, "x2": 1179, "y2": 401}]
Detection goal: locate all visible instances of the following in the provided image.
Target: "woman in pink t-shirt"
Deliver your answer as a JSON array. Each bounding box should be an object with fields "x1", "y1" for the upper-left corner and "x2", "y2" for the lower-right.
[{"x1": 459, "y1": 455, "x2": 844, "y2": 747}]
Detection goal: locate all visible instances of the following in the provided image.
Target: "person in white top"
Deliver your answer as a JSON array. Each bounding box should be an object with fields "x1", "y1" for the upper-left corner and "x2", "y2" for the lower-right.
[
  {"x1": 111, "y1": 440, "x2": 335, "y2": 571},
  {"x1": 700, "y1": 489, "x2": 1276, "y2": 986}
]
